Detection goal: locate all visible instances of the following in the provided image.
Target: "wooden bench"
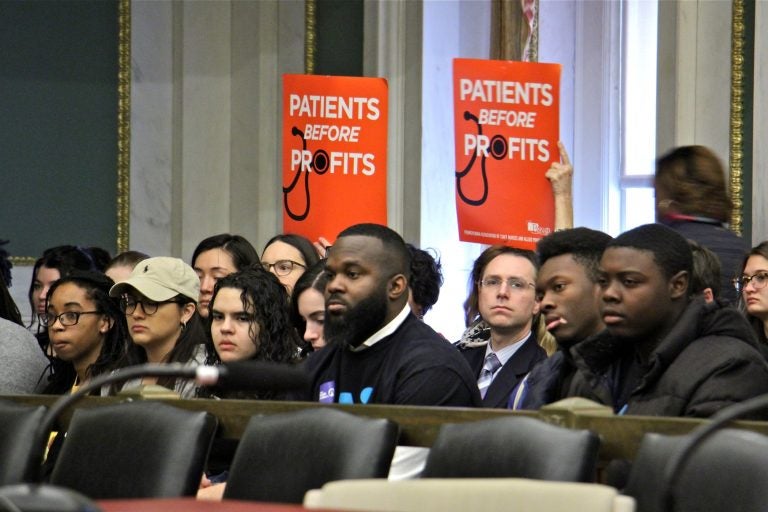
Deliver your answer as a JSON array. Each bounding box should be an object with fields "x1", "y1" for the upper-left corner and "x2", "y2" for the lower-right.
[{"x1": 5, "y1": 394, "x2": 768, "y2": 465}]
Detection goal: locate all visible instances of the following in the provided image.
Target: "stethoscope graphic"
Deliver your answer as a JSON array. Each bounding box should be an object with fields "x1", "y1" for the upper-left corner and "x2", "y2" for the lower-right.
[
  {"x1": 455, "y1": 110, "x2": 508, "y2": 206},
  {"x1": 283, "y1": 126, "x2": 329, "y2": 221}
]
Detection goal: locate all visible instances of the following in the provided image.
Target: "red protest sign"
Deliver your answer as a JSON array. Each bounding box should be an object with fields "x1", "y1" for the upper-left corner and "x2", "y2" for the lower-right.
[
  {"x1": 453, "y1": 58, "x2": 561, "y2": 250},
  {"x1": 282, "y1": 75, "x2": 388, "y2": 243}
]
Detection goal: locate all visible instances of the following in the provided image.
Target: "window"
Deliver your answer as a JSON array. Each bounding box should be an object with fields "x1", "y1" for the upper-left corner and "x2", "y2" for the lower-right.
[{"x1": 620, "y1": 0, "x2": 658, "y2": 230}]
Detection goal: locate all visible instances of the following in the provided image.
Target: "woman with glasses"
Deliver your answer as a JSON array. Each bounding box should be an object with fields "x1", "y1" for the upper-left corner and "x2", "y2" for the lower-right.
[
  {"x1": 41, "y1": 271, "x2": 128, "y2": 394},
  {"x1": 108, "y1": 256, "x2": 206, "y2": 398},
  {"x1": 261, "y1": 234, "x2": 320, "y2": 294},
  {"x1": 39, "y1": 270, "x2": 129, "y2": 478},
  {"x1": 27, "y1": 246, "x2": 100, "y2": 359},
  {"x1": 191, "y1": 234, "x2": 259, "y2": 319},
  {"x1": 737, "y1": 242, "x2": 768, "y2": 359}
]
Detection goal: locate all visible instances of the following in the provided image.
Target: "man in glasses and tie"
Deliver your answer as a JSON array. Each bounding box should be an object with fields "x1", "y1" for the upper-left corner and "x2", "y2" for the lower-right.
[{"x1": 457, "y1": 246, "x2": 547, "y2": 408}]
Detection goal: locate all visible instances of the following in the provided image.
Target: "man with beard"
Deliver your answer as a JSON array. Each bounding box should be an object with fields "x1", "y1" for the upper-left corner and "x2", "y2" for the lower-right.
[
  {"x1": 303, "y1": 223, "x2": 480, "y2": 407},
  {"x1": 516, "y1": 227, "x2": 612, "y2": 409},
  {"x1": 567, "y1": 223, "x2": 768, "y2": 417},
  {"x1": 456, "y1": 246, "x2": 547, "y2": 408}
]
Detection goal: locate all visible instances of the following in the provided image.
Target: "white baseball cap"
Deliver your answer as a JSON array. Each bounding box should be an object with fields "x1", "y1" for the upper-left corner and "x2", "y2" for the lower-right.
[{"x1": 109, "y1": 256, "x2": 199, "y2": 303}]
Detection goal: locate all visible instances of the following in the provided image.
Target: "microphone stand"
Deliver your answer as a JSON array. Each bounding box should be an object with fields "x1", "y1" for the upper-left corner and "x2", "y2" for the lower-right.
[
  {"x1": 659, "y1": 394, "x2": 768, "y2": 512},
  {"x1": 33, "y1": 362, "x2": 202, "y2": 469},
  {"x1": 0, "y1": 363, "x2": 206, "y2": 512}
]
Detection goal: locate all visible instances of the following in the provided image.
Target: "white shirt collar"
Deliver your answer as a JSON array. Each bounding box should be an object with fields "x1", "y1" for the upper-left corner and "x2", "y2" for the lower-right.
[
  {"x1": 484, "y1": 330, "x2": 532, "y2": 366},
  {"x1": 351, "y1": 303, "x2": 411, "y2": 352}
]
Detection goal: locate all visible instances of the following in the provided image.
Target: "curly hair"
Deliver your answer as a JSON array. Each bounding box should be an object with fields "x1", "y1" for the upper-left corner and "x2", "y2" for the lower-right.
[
  {"x1": 406, "y1": 244, "x2": 444, "y2": 315},
  {"x1": 205, "y1": 266, "x2": 302, "y2": 398},
  {"x1": 537, "y1": 227, "x2": 612, "y2": 282},
  {"x1": 209, "y1": 266, "x2": 301, "y2": 364},
  {"x1": 42, "y1": 271, "x2": 129, "y2": 394}
]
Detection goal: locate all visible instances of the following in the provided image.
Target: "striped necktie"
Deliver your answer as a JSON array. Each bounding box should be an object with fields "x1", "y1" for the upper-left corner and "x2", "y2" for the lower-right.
[{"x1": 478, "y1": 352, "x2": 502, "y2": 399}]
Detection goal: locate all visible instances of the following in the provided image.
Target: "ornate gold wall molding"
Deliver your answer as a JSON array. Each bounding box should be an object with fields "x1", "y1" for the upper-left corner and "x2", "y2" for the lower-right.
[
  {"x1": 117, "y1": 0, "x2": 131, "y2": 253},
  {"x1": 526, "y1": 0, "x2": 539, "y2": 63},
  {"x1": 8, "y1": 0, "x2": 130, "y2": 266},
  {"x1": 490, "y1": 0, "x2": 539, "y2": 62},
  {"x1": 729, "y1": 0, "x2": 745, "y2": 235},
  {"x1": 305, "y1": 0, "x2": 316, "y2": 74}
]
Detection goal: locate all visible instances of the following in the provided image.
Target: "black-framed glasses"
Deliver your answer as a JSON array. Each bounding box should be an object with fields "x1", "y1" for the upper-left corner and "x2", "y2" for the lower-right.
[
  {"x1": 262, "y1": 259, "x2": 306, "y2": 276},
  {"x1": 40, "y1": 311, "x2": 102, "y2": 327},
  {"x1": 478, "y1": 277, "x2": 535, "y2": 292},
  {"x1": 733, "y1": 272, "x2": 768, "y2": 293},
  {"x1": 120, "y1": 295, "x2": 182, "y2": 316}
]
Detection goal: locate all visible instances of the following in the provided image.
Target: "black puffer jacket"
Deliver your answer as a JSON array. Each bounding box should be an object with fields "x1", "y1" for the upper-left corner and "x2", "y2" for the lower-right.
[
  {"x1": 518, "y1": 348, "x2": 576, "y2": 410},
  {"x1": 566, "y1": 298, "x2": 768, "y2": 418}
]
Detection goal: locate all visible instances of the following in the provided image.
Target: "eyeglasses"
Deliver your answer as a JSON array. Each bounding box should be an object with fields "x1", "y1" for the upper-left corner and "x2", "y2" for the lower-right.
[
  {"x1": 120, "y1": 295, "x2": 183, "y2": 316},
  {"x1": 733, "y1": 272, "x2": 768, "y2": 293},
  {"x1": 478, "y1": 277, "x2": 535, "y2": 292},
  {"x1": 262, "y1": 259, "x2": 306, "y2": 276},
  {"x1": 41, "y1": 311, "x2": 102, "y2": 327}
]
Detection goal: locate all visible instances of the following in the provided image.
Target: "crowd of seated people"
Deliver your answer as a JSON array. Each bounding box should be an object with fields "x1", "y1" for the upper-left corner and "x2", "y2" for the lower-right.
[
  {"x1": 1, "y1": 143, "x2": 767, "y2": 498},
  {"x1": 0, "y1": 143, "x2": 763, "y2": 409}
]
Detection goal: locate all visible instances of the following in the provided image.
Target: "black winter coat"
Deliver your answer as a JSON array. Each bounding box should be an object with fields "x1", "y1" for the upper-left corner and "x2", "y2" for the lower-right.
[{"x1": 566, "y1": 298, "x2": 768, "y2": 418}]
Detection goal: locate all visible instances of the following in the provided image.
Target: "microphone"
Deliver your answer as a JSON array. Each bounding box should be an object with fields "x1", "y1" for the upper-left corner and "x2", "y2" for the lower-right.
[
  {"x1": 132, "y1": 361, "x2": 309, "y2": 392},
  {"x1": 36, "y1": 361, "x2": 308, "y2": 458},
  {"x1": 0, "y1": 361, "x2": 309, "y2": 512},
  {"x1": 659, "y1": 393, "x2": 768, "y2": 512},
  {"x1": 211, "y1": 360, "x2": 309, "y2": 391}
]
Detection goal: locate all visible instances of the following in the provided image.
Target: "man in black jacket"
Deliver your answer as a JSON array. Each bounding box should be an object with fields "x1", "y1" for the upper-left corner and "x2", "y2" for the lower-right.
[
  {"x1": 518, "y1": 227, "x2": 612, "y2": 409},
  {"x1": 304, "y1": 223, "x2": 480, "y2": 407},
  {"x1": 567, "y1": 223, "x2": 768, "y2": 417}
]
